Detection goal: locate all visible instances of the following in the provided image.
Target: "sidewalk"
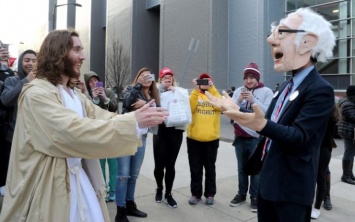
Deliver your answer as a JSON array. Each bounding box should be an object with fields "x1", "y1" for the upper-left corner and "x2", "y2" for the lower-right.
[{"x1": 106, "y1": 115, "x2": 355, "y2": 222}]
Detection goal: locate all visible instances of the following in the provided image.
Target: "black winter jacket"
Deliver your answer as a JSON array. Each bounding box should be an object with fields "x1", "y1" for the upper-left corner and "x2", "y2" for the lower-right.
[
  {"x1": 122, "y1": 83, "x2": 148, "y2": 114},
  {"x1": 338, "y1": 98, "x2": 355, "y2": 140}
]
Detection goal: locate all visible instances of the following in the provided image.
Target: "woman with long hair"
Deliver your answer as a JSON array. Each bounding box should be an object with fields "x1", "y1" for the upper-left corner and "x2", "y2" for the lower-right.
[{"x1": 115, "y1": 67, "x2": 160, "y2": 222}]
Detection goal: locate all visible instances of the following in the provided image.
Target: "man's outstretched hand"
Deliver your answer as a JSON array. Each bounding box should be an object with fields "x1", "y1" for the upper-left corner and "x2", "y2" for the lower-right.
[
  {"x1": 134, "y1": 99, "x2": 168, "y2": 128},
  {"x1": 206, "y1": 91, "x2": 267, "y2": 131}
]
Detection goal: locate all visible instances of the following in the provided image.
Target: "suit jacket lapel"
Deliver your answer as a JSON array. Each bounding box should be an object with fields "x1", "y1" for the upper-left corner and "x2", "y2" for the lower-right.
[
  {"x1": 278, "y1": 68, "x2": 318, "y2": 120},
  {"x1": 265, "y1": 81, "x2": 289, "y2": 119}
]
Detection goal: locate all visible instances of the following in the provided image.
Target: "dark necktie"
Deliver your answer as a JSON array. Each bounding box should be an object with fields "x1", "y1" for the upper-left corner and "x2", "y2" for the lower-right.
[{"x1": 261, "y1": 78, "x2": 294, "y2": 160}]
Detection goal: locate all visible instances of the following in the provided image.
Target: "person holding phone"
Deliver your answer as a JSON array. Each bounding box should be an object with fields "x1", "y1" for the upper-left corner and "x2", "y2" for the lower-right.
[
  {"x1": 229, "y1": 62, "x2": 273, "y2": 212},
  {"x1": 84, "y1": 71, "x2": 117, "y2": 112},
  {"x1": 186, "y1": 73, "x2": 221, "y2": 206},
  {"x1": 115, "y1": 67, "x2": 159, "y2": 221},
  {"x1": 83, "y1": 71, "x2": 118, "y2": 203}
]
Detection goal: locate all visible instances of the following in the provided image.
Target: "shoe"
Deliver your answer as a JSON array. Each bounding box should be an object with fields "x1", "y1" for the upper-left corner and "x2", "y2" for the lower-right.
[
  {"x1": 311, "y1": 208, "x2": 320, "y2": 219},
  {"x1": 165, "y1": 193, "x2": 177, "y2": 208},
  {"x1": 115, "y1": 206, "x2": 129, "y2": 222},
  {"x1": 126, "y1": 200, "x2": 147, "y2": 218},
  {"x1": 341, "y1": 175, "x2": 355, "y2": 185},
  {"x1": 205, "y1": 196, "x2": 214, "y2": 205},
  {"x1": 188, "y1": 196, "x2": 201, "y2": 205},
  {"x1": 0, "y1": 186, "x2": 5, "y2": 197},
  {"x1": 230, "y1": 194, "x2": 246, "y2": 207},
  {"x1": 341, "y1": 160, "x2": 355, "y2": 185},
  {"x1": 106, "y1": 192, "x2": 115, "y2": 202},
  {"x1": 250, "y1": 198, "x2": 257, "y2": 212},
  {"x1": 323, "y1": 197, "x2": 332, "y2": 210},
  {"x1": 323, "y1": 174, "x2": 332, "y2": 210},
  {"x1": 155, "y1": 188, "x2": 163, "y2": 203}
]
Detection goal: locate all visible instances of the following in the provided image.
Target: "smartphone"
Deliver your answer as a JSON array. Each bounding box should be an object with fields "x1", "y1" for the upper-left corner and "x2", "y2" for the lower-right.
[
  {"x1": 241, "y1": 87, "x2": 247, "y2": 92},
  {"x1": 0, "y1": 43, "x2": 9, "y2": 52},
  {"x1": 196, "y1": 79, "x2": 209, "y2": 85},
  {"x1": 96, "y1": 82, "x2": 104, "y2": 87},
  {"x1": 148, "y1": 74, "x2": 155, "y2": 81}
]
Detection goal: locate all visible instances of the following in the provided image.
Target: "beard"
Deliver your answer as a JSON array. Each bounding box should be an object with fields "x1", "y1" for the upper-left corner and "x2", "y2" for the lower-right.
[{"x1": 63, "y1": 57, "x2": 80, "y2": 79}]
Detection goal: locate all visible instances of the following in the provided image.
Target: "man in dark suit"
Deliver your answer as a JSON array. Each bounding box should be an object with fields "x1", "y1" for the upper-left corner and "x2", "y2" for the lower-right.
[{"x1": 206, "y1": 7, "x2": 335, "y2": 222}]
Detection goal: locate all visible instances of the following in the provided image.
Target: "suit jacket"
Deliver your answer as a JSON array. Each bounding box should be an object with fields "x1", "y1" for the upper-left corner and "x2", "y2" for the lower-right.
[{"x1": 258, "y1": 68, "x2": 334, "y2": 206}]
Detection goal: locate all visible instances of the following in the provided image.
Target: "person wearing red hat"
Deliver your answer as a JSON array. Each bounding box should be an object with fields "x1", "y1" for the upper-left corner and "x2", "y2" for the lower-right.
[
  {"x1": 186, "y1": 73, "x2": 221, "y2": 206},
  {"x1": 229, "y1": 62, "x2": 273, "y2": 212},
  {"x1": 153, "y1": 67, "x2": 185, "y2": 208}
]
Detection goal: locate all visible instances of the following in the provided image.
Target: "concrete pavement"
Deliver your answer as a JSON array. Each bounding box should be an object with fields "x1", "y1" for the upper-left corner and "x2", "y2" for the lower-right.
[{"x1": 107, "y1": 115, "x2": 355, "y2": 222}]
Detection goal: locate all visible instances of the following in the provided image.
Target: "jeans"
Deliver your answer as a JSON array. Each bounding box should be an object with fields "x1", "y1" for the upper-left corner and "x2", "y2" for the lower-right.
[
  {"x1": 187, "y1": 137, "x2": 219, "y2": 198},
  {"x1": 115, "y1": 135, "x2": 146, "y2": 207},
  {"x1": 233, "y1": 136, "x2": 259, "y2": 198},
  {"x1": 99, "y1": 158, "x2": 118, "y2": 193}
]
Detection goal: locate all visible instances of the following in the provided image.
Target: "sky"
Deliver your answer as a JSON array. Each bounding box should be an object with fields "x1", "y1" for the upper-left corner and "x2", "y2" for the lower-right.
[{"x1": 0, "y1": 0, "x2": 48, "y2": 57}]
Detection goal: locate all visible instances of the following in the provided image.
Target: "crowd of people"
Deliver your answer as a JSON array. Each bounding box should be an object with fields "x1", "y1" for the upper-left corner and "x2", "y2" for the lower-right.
[{"x1": 0, "y1": 6, "x2": 353, "y2": 222}]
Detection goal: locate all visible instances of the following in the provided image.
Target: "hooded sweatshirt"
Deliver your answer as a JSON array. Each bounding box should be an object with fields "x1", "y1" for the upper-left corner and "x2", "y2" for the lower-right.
[
  {"x1": 232, "y1": 81, "x2": 273, "y2": 138},
  {"x1": 187, "y1": 73, "x2": 221, "y2": 142},
  {"x1": 0, "y1": 50, "x2": 36, "y2": 142},
  {"x1": 83, "y1": 71, "x2": 118, "y2": 112}
]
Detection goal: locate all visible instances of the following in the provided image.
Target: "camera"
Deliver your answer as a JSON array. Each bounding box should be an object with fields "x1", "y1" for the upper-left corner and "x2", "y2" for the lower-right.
[{"x1": 196, "y1": 79, "x2": 209, "y2": 85}]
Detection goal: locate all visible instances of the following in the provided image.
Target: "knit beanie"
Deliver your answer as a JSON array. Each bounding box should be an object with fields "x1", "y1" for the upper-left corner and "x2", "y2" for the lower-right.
[
  {"x1": 346, "y1": 85, "x2": 355, "y2": 97},
  {"x1": 243, "y1": 62, "x2": 260, "y2": 81}
]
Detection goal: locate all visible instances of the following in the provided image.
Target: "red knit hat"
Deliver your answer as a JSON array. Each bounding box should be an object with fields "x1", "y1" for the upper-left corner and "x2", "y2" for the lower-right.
[
  {"x1": 243, "y1": 62, "x2": 260, "y2": 81},
  {"x1": 159, "y1": 67, "x2": 174, "y2": 78}
]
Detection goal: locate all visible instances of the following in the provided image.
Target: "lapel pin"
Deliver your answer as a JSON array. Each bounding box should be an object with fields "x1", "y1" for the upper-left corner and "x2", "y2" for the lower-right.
[
  {"x1": 289, "y1": 90, "x2": 299, "y2": 101},
  {"x1": 273, "y1": 91, "x2": 279, "y2": 98}
]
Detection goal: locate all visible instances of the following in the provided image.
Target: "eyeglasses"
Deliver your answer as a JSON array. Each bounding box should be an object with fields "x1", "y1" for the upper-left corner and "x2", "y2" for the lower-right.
[{"x1": 268, "y1": 28, "x2": 306, "y2": 40}]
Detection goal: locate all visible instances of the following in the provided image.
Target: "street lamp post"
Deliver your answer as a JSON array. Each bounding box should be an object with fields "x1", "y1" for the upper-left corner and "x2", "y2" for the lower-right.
[{"x1": 52, "y1": 2, "x2": 82, "y2": 30}]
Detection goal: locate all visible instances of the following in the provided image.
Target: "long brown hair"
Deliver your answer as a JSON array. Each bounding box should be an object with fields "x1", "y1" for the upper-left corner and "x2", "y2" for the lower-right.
[
  {"x1": 132, "y1": 67, "x2": 160, "y2": 106},
  {"x1": 36, "y1": 29, "x2": 79, "y2": 86}
]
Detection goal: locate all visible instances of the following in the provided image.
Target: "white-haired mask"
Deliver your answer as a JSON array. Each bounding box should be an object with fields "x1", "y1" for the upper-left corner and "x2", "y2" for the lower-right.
[{"x1": 267, "y1": 7, "x2": 335, "y2": 72}]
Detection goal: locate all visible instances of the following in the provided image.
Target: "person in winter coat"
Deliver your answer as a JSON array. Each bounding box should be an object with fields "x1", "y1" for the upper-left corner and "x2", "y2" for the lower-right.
[
  {"x1": 115, "y1": 67, "x2": 160, "y2": 222},
  {"x1": 0, "y1": 49, "x2": 36, "y2": 197},
  {"x1": 337, "y1": 85, "x2": 355, "y2": 185},
  {"x1": 84, "y1": 71, "x2": 117, "y2": 112}
]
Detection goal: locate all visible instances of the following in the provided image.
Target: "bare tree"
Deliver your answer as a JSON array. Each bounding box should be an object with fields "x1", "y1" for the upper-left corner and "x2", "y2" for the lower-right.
[{"x1": 105, "y1": 39, "x2": 131, "y2": 111}]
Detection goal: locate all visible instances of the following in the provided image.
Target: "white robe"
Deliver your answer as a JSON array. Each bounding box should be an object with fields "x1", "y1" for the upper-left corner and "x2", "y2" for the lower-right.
[{"x1": 61, "y1": 86, "x2": 104, "y2": 222}]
